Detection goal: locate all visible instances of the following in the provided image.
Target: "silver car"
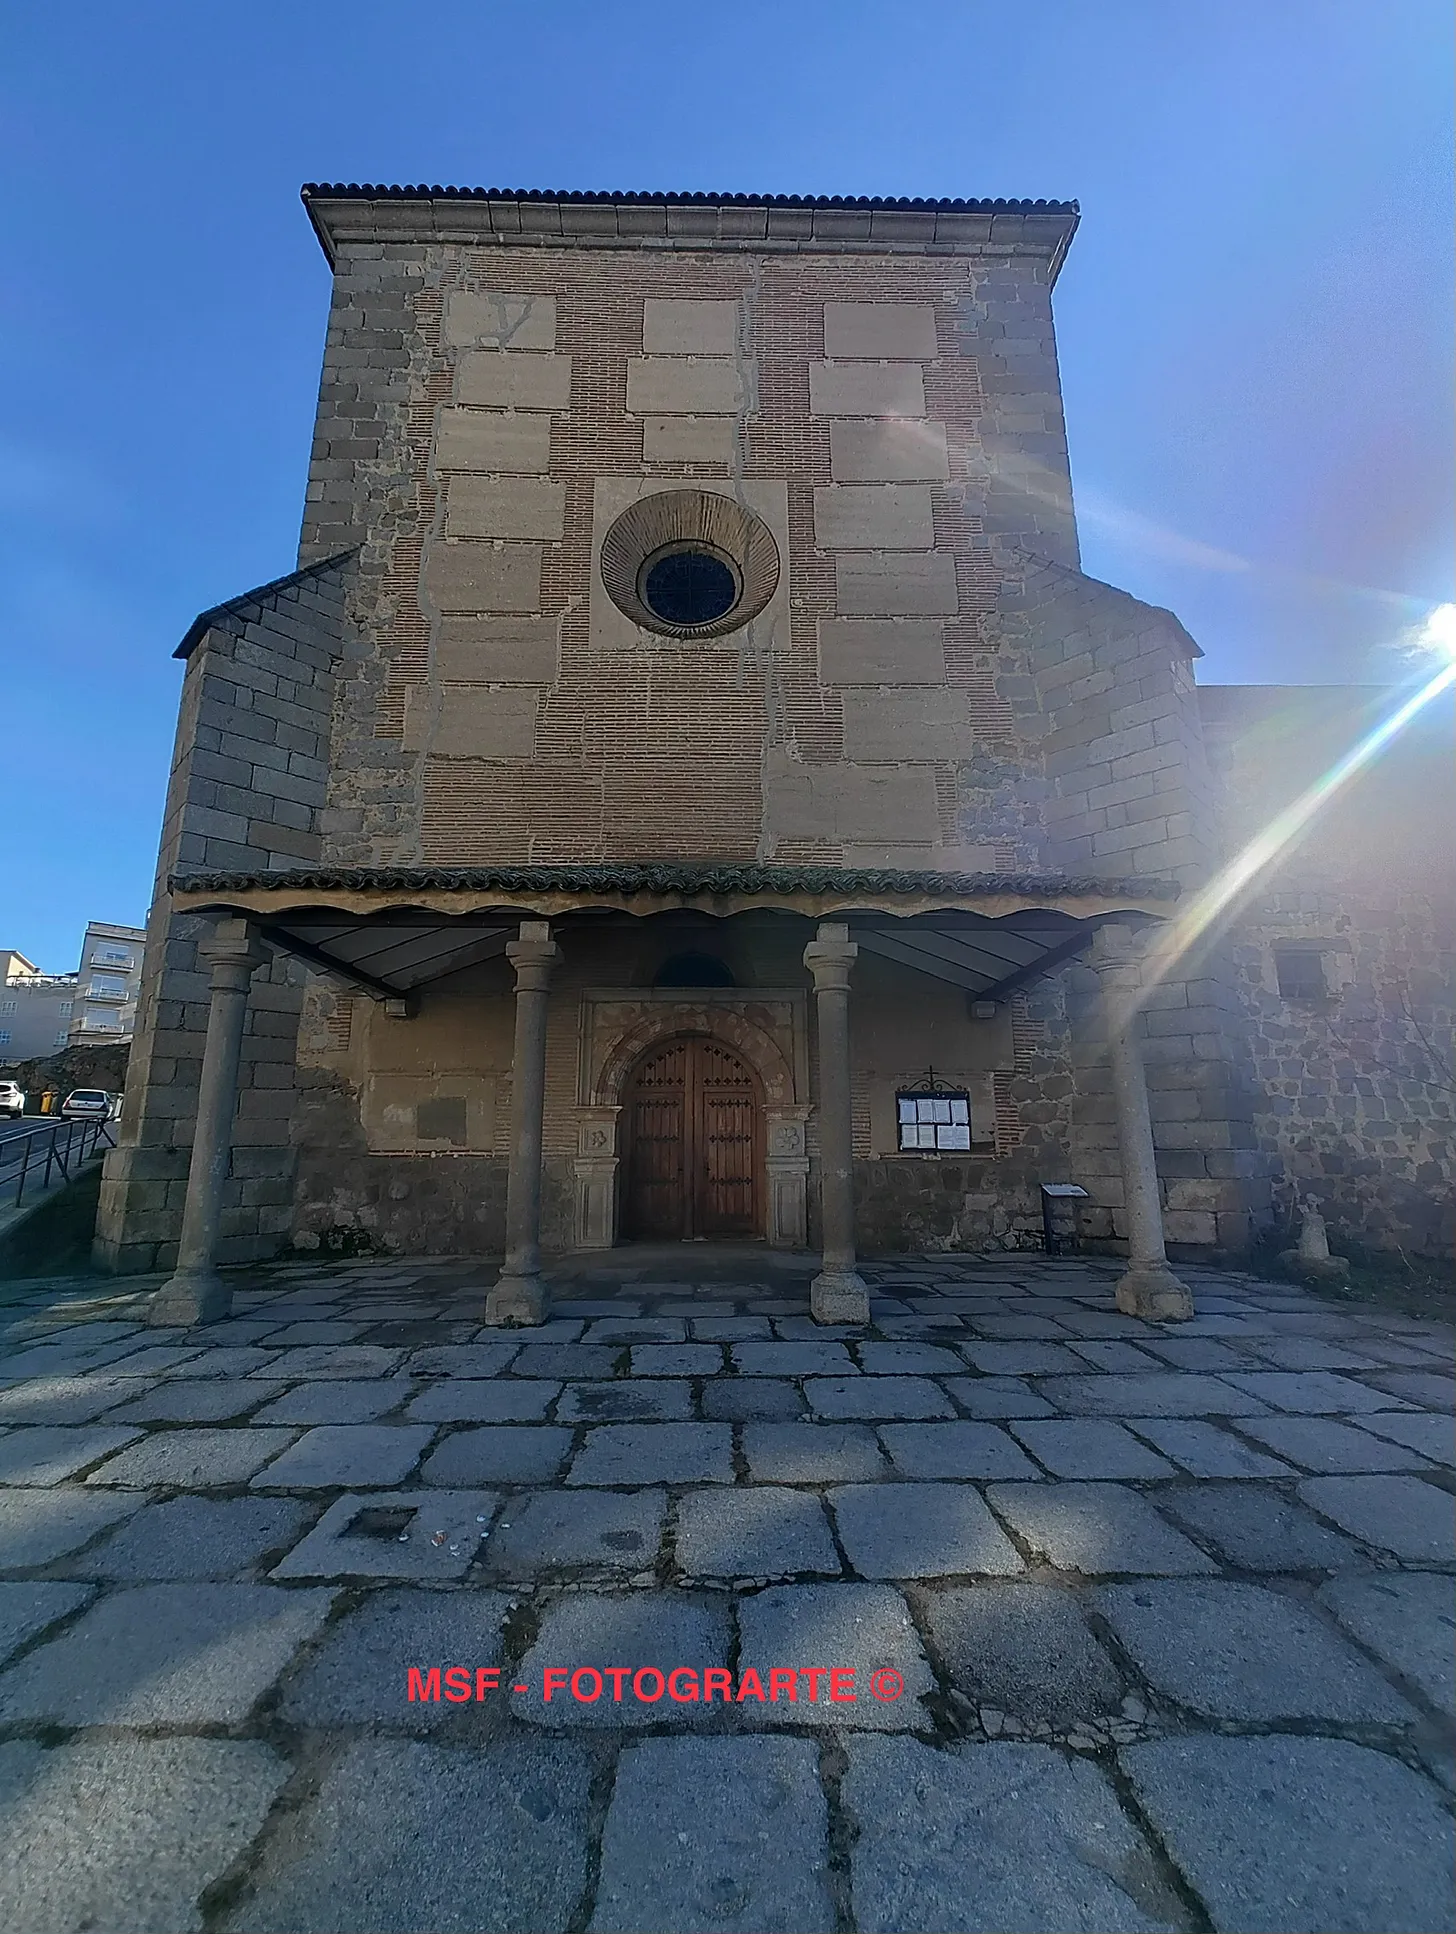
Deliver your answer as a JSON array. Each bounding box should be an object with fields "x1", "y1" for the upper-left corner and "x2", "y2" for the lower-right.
[{"x1": 61, "y1": 1089, "x2": 113, "y2": 1120}]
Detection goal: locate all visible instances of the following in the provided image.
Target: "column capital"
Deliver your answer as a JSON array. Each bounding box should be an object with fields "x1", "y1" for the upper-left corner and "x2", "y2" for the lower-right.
[
  {"x1": 199, "y1": 918, "x2": 267, "y2": 991},
  {"x1": 803, "y1": 921, "x2": 858, "y2": 991},
  {"x1": 506, "y1": 919, "x2": 560, "y2": 989}
]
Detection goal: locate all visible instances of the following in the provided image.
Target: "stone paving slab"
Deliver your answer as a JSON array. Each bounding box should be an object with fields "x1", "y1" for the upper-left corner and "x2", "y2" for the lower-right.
[
  {"x1": 732, "y1": 1341, "x2": 858, "y2": 1376},
  {"x1": 511, "y1": 1344, "x2": 620, "y2": 1379},
  {"x1": 1234, "y1": 1413, "x2": 1438, "y2": 1472},
  {"x1": 676, "y1": 1485, "x2": 840, "y2": 1578},
  {"x1": 223, "y1": 1738, "x2": 591, "y2": 1934},
  {"x1": 484, "y1": 1488, "x2": 665, "y2": 1578},
  {"x1": 0, "y1": 1375, "x2": 135, "y2": 1426},
  {"x1": 104, "y1": 1378, "x2": 289, "y2": 1424},
  {"x1": 421, "y1": 1425, "x2": 574, "y2": 1486},
  {"x1": 1299, "y1": 1474, "x2": 1456, "y2": 1564},
  {"x1": 939, "y1": 1375, "x2": 1058, "y2": 1418},
  {"x1": 1159, "y1": 1481, "x2": 1363, "y2": 1571},
  {"x1": 0, "y1": 1424, "x2": 143, "y2": 1486},
  {"x1": 877, "y1": 1421, "x2": 1040, "y2": 1481},
  {"x1": 0, "y1": 1736, "x2": 290, "y2": 1934},
  {"x1": 249, "y1": 1378, "x2": 416, "y2": 1425},
  {"x1": 249, "y1": 1345, "x2": 406, "y2": 1380},
  {"x1": 736, "y1": 1582, "x2": 935, "y2": 1730},
  {"x1": 701, "y1": 1377, "x2": 805, "y2": 1420},
  {"x1": 404, "y1": 1378, "x2": 560, "y2": 1422},
  {"x1": 280, "y1": 1585, "x2": 514, "y2": 1730},
  {"x1": 271, "y1": 1491, "x2": 497, "y2": 1581},
  {"x1": 71, "y1": 1494, "x2": 311, "y2": 1581},
  {"x1": 556, "y1": 1379, "x2": 695, "y2": 1423},
  {"x1": 513, "y1": 1591, "x2": 732, "y2": 1730},
  {"x1": 1038, "y1": 1373, "x2": 1269, "y2": 1417},
  {"x1": 0, "y1": 1582, "x2": 335, "y2": 1726},
  {"x1": 1097, "y1": 1580, "x2": 1417, "y2": 1723},
  {"x1": 1318, "y1": 1572, "x2": 1456, "y2": 1715},
  {"x1": 1122, "y1": 1417, "x2": 1296, "y2": 1478},
  {"x1": 843, "y1": 1737, "x2": 1180, "y2": 1933},
  {"x1": 1122, "y1": 1734, "x2": 1455, "y2": 1934},
  {"x1": 566, "y1": 1423, "x2": 734, "y2": 1485},
  {"x1": 591, "y1": 1736, "x2": 834, "y2": 1933},
  {"x1": 85, "y1": 1426, "x2": 300, "y2": 1489},
  {"x1": 1009, "y1": 1418, "x2": 1178, "y2": 1480},
  {"x1": 0, "y1": 1580, "x2": 92, "y2": 1666},
  {"x1": 252, "y1": 1423, "x2": 435, "y2": 1489},
  {"x1": 1363, "y1": 1370, "x2": 1456, "y2": 1410},
  {"x1": 0, "y1": 1484, "x2": 147, "y2": 1568},
  {"x1": 921, "y1": 1580, "x2": 1127, "y2": 1728},
  {"x1": 831, "y1": 1482, "x2": 1025, "y2": 1579},
  {"x1": 1354, "y1": 1410, "x2": 1456, "y2": 1466},
  {"x1": 1220, "y1": 1370, "x2": 1416, "y2": 1414},
  {"x1": 401, "y1": 1343, "x2": 519, "y2": 1378},
  {"x1": 987, "y1": 1482, "x2": 1218, "y2": 1576},
  {"x1": 804, "y1": 1375, "x2": 956, "y2": 1420},
  {"x1": 741, "y1": 1422, "x2": 888, "y2": 1483}
]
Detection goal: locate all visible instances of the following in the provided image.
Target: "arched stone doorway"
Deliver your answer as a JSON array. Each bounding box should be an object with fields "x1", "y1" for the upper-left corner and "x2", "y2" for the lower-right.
[{"x1": 620, "y1": 1034, "x2": 764, "y2": 1240}]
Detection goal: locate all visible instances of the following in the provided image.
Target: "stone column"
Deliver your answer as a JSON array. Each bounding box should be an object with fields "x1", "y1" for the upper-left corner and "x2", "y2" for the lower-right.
[
  {"x1": 147, "y1": 918, "x2": 266, "y2": 1326},
  {"x1": 485, "y1": 920, "x2": 560, "y2": 1325},
  {"x1": 1092, "y1": 924, "x2": 1194, "y2": 1322},
  {"x1": 804, "y1": 923, "x2": 870, "y2": 1325}
]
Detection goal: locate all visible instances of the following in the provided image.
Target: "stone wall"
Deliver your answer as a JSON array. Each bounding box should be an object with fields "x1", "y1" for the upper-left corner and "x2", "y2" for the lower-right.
[
  {"x1": 94, "y1": 561, "x2": 350, "y2": 1272},
  {"x1": 1205, "y1": 686, "x2": 1455, "y2": 1259}
]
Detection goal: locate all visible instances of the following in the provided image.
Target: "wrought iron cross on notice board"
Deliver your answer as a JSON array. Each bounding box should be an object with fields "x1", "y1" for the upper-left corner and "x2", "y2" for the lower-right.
[{"x1": 896, "y1": 1067, "x2": 973, "y2": 1151}]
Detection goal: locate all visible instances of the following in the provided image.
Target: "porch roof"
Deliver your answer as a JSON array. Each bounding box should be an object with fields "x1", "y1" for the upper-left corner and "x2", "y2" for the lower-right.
[{"x1": 169, "y1": 863, "x2": 1177, "y2": 1006}]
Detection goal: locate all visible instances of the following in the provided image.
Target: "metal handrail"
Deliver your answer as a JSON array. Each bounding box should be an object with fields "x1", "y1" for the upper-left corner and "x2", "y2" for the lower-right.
[{"x1": 0, "y1": 1115, "x2": 117, "y2": 1208}]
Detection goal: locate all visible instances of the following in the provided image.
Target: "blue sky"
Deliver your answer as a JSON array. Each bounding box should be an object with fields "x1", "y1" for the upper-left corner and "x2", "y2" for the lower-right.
[{"x1": 3, "y1": 0, "x2": 1451, "y2": 970}]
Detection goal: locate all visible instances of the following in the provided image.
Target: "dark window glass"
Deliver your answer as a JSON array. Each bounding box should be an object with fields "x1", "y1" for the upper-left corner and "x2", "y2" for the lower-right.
[
  {"x1": 1274, "y1": 950, "x2": 1326, "y2": 1001},
  {"x1": 654, "y1": 952, "x2": 736, "y2": 988},
  {"x1": 642, "y1": 550, "x2": 738, "y2": 627}
]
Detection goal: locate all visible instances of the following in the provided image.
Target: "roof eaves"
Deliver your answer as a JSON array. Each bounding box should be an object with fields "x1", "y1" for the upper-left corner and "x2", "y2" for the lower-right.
[{"x1": 174, "y1": 550, "x2": 358, "y2": 661}]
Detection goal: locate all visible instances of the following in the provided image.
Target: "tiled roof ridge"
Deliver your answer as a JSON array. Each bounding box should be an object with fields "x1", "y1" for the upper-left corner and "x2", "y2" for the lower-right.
[
  {"x1": 170, "y1": 861, "x2": 1179, "y2": 901},
  {"x1": 300, "y1": 183, "x2": 1078, "y2": 214}
]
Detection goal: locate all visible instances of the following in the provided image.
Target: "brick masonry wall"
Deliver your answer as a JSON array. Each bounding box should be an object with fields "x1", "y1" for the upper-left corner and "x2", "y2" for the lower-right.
[
  {"x1": 94, "y1": 563, "x2": 349, "y2": 1272},
  {"x1": 1205, "y1": 687, "x2": 1455, "y2": 1258}
]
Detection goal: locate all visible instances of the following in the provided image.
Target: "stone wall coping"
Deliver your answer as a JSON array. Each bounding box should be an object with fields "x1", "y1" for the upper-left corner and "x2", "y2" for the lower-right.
[{"x1": 300, "y1": 185, "x2": 1080, "y2": 275}]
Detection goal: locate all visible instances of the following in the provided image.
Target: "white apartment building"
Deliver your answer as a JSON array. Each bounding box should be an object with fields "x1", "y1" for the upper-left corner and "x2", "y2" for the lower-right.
[{"x1": 0, "y1": 923, "x2": 145, "y2": 1066}]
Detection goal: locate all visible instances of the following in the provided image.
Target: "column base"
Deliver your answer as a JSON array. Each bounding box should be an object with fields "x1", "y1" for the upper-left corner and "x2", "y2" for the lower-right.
[
  {"x1": 810, "y1": 1268, "x2": 870, "y2": 1326},
  {"x1": 1115, "y1": 1262, "x2": 1194, "y2": 1323},
  {"x1": 147, "y1": 1268, "x2": 232, "y2": 1327},
  {"x1": 483, "y1": 1271, "x2": 551, "y2": 1327}
]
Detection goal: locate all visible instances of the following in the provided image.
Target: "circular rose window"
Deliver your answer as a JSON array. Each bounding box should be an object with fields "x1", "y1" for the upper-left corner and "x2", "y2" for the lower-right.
[{"x1": 601, "y1": 489, "x2": 779, "y2": 639}]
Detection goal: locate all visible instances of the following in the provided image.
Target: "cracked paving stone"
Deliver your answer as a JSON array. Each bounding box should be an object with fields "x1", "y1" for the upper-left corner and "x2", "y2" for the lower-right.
[
  {"x1": 1159, "y1": 1483, "x2": 1363, "y2": 1571},
  {"x1": 1009, "y1": 1419, "x2": 1178, "y2": 1481},
  {"x1": 224, "y1": 1738, "x2": 590, "y2": 1934},
  {"x1": 69, "y1": 1495, "x2": 311, "y2": 1581},
  {"x1": 0, "y1": 1485, "x2": 147, "y2": 1568},
  {"x1": 83, "y1": 1427, "x2": 299, "y2": 1489},
  {"x1": 736, "y1": 1582, "x2": 934, "y2": 1729},
  {"x1": 1299, "y1": 1474, "x2": 1456, "y2": 1564},
  {"x1": 804, "y1": 1376, "x2": 955, "y2": 1421},
  {"x1": 921, "y1": 1582, "x2": 1126, "y2": 1728},
  {"x1": 1122, "y1": 1418, "x2": 1295, "y2": 1479},
  {"x1": 555, "y1": 1380, "x2": 694, "y2": 1424},
  {"x1": 676, "y1": 1486, "x2": 841, "y2": 1578},
  {"x1": 1097, "y1": 1580, "x2": 1417, "y2": 1723},
  {"x1": 831, "y1": 1483, "x2": 1024, "y2": 1579},
  {"x1": 1218, "y1": 1371, "x2": 1418, "y2": 1414},
  {"x1": 940, "y1": 1376, "x2": 1059, "y2": 1419},
  {"x1": 844, "y1": 1738, "x2": 1180, "y2": 1933},
  {"x1": 1121, "y1": 1734, "x2": 1454, "y2": 1934},
  {"x1": 401, "y1": 1344, "x2": 520, "y2": 1378},
  {"x1": 591, "y1": 1736, "x2": 833, "y2": 1934},
  {"x1": 742, "y1": 1422, "x2": 888, "y2": 1483},
  {"x1": 566, "y1": 1423, "x2": 733, "y2": 1485},
  {"x1": 280, "y1": 1586, "x2": 514, "y2": 1728},
  {"x1": 878, "y1": 1422, "x2": 1041, "y2": 1481},
  {"x1": 0, "y1": 1736, "x2": 289, "y2": 1934},
  {"x1": 483, "y1": 1489, "x2": 665, "y2": 1578},
  {"x1": 985, "y1": 1483, "x2": 1217, "y2": 1576},
  {"x1": 1318, "y1": 1572, "x2": 1456, "y2": 1716},
  {"x1": 1232, "y1": 1414, "x2": 1437, "y2": 1473},
  {"x1": 0, "y1": 1425, "x2": 143, "y2": 1485},
  {"x1": 405, "y1": 1379, "x2": 560, "y2": 1423},
  {"x1": 1358, "y1": 1370, "x2": 1455, "y2": 1410},
  {"x1": 0, "y1": 1582, "x2": 334, "y2": 1726},
  {"x1": 513, "y1": 1591, "x2": 732, "y2": 1730},
  {"x1": 251, "y1": 1423, "x2": 435, "y2": 1489},
  {"x1": 0, "y1": 1581, "x2": 93, "y2": 1666},
  {"x1": 421, "y1": 1426, "x2": 573, "y2": 1485},
  {"x1": 271, "y1": 1491, "x2": 496, "y2": 1581}
]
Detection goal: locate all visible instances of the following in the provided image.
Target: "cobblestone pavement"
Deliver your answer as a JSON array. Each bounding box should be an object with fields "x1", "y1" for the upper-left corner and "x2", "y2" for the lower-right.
[{"x1": 0, "y1": 1250, "x2": 1452, "y2": 1933}]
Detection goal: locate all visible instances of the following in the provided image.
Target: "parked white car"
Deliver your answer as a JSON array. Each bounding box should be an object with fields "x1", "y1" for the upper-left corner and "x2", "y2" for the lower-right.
[
  {"x1": 61, "y1": 1089, "x2": 113, "y2": 1120},
  {"x1": 0, "y1": 1080, "x2": 25, "y2": 1119}
]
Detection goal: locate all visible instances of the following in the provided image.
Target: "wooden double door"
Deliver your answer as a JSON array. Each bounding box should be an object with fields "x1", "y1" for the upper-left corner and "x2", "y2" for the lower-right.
[{"x1": 622, "y1": 1035, "x2": 763, "y2": 1240}]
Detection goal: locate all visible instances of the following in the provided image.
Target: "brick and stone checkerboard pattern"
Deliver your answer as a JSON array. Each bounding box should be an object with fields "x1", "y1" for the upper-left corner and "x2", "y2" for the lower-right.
[{"x1": 0, "y1": 1252, "x2": 1451, "y2": 1932}]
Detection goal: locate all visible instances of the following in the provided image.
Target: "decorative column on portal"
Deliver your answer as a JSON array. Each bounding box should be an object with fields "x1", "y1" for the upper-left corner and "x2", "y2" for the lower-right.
[
  {"x1": 1092, "y1": 923, "x2": 1194, "y2": 1322},
  {"x1": 148, "y1": 917, "x2": 267, "y2": 1327},
  {"x1": 485, "y1": 920, "x2": 560, "y2": 1326},
  {"x1": 803, "y1": 922, "x2": 871, "y2": 1326}
]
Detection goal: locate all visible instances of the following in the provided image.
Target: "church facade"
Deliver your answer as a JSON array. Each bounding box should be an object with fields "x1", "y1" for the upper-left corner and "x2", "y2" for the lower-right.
[{"x1": 94, "y1": 186, "x2": 1454, "y2": 1323}]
